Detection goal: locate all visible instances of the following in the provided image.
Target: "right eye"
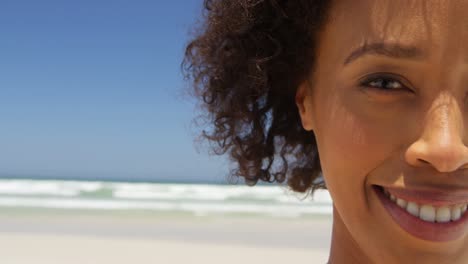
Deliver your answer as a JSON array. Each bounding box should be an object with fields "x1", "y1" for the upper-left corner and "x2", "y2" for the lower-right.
[{"x1": 359, "y1": 74, "x2": 410, "y2": 94}]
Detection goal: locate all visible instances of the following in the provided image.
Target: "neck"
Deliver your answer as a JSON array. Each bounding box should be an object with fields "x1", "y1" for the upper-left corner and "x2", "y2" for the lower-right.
[{"x1": 327, "y1": 206, "x2": 468, "y2": 264}]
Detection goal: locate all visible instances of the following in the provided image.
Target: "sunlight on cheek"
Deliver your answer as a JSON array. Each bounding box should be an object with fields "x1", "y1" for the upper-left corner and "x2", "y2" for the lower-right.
[
  {"x1": 340, "y1": 111, "x2": 368, "y2": 146},
  {"x1": 317, "y1": 91, "x2": 391, "y2": 183},
  {"x1": 326, "y1": 93, "x2": 370, "y2": 147}
]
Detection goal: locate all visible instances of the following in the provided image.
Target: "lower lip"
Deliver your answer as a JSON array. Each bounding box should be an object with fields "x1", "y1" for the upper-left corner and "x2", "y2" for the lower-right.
[{"x1": 373, "y1": 185, "x2": 468, "y2": 242}]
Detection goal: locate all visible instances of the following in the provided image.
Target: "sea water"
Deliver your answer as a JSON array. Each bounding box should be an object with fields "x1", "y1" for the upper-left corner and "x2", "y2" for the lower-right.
[{"x1": 0, "y1": 179, "x2": 332, "y2": 218}]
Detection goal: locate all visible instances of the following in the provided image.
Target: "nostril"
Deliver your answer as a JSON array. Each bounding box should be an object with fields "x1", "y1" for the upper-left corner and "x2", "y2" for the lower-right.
[
  {"x1": 417, "y1": 159, "x2": 430, "y2": 164},
  {"x1": 405, "y1": 138, "x2": 468, "y2": 172}
]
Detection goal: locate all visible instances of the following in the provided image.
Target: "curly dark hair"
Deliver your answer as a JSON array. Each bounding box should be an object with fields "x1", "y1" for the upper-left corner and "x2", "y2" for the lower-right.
[{"x1": 182, "y1": 0, "x2": 333, "y2": 194}]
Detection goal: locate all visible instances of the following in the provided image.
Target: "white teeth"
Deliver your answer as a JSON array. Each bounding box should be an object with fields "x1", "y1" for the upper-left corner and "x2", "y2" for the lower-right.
[
  {"x1": 406, "y1": 202, "x2": 419, "y2": 217},
  {"x1": 420, "y1": 205, "x2": 436, "y2": 222},
  {"x1": 451, "y1": 206, "x2": 461, "y2": 221},
  {"x1": 435, "y1": 206, "x2": 451, "y2": 223},
  {"x1": 383, "y1": 188, "x2": 468, "y2": 223},
  {"x1": 396, "y1": 198, "x2": 407, "y2": 208}
]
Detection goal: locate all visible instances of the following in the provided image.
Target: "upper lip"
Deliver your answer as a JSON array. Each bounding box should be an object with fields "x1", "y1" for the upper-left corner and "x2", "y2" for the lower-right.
[{"x1": 379, "y1": 185, "x2": 468, "y2": 206}]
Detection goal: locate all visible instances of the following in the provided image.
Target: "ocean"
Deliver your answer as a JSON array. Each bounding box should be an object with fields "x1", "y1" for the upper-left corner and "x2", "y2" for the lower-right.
[{"x1": 0, "y1": 178, "x2": 332, "y2": 218}]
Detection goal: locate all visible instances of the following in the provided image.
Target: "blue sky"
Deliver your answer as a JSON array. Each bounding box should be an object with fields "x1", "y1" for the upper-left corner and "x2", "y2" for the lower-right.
[{"x1": 0, "y1": 0, "x2": 229, "y2": 183}]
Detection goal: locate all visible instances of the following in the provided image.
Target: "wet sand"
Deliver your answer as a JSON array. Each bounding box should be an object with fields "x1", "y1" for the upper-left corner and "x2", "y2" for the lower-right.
[{"x1": 0, "y1": 209, "x2": 332, "y2": 264}]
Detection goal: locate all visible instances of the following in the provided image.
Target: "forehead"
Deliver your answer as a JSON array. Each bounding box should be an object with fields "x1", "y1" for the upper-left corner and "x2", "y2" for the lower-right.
[{"x1": 320, "y1": 0, "x2": 468, "y2": 63}]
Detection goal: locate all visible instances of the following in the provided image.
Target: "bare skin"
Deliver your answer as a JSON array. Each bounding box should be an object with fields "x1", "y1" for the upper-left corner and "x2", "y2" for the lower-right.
[{"x1": 296, "y1": 1, "x2": 468, "y2": 263}]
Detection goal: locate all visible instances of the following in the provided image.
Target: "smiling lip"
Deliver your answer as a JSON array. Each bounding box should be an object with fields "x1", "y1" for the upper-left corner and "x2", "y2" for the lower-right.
[
  {"x1": 384, "y1": 186, "x2": 468, "y2": 207},
  {"x1": 373, "y1": 185, "x2": 468, "y2": 242}
]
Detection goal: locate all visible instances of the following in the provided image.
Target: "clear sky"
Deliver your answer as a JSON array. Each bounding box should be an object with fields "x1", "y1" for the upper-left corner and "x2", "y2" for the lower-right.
[{"x1": 0, "y1": 0, "x2": 229, "y2": 183}]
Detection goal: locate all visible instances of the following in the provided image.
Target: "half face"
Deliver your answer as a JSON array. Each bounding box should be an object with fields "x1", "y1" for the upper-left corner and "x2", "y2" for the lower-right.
[{"x1": 296, "y1": 0, "x2": 468, "y2": 263}]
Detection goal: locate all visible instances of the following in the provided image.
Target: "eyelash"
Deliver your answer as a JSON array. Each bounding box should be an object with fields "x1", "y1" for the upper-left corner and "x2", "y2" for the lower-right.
[{"x1": 359, "y1": 74, "x2": 408, "y2": 93}]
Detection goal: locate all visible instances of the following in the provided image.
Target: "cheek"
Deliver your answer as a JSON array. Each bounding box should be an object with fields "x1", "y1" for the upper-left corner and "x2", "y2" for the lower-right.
[
  {"x1": 314, "y1": 94, "x2": 400, "y2": 196},
  {"x1": 313, "y1": 101, "x2": 397, "y2": 228}
]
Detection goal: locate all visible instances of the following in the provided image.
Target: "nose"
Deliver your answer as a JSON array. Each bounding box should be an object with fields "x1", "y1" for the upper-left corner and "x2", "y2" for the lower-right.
[{"x1": 405, "y1": 95, "x2": 468, "y2": 172}]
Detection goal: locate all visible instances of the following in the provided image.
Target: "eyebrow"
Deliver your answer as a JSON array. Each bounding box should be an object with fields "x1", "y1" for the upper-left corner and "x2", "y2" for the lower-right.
[{"x1": 343, "y1": 42, "x2": 427, "y2": 66}]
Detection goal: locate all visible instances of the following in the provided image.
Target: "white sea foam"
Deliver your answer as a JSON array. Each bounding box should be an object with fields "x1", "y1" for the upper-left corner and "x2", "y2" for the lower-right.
[
  {"x1": 0, "y1": 179, "x2": 333, "y2": 217},
  {"x1": 0, "y1": 180, "x2": 105, "y2": 197},
  {"x1": 0, "y1": 197, "x2": 332, "y2": 217}
]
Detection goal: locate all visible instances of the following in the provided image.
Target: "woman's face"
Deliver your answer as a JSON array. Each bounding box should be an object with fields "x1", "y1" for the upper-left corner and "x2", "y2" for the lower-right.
[{"x1": 297, "y1": 0, "x2": 468, "y2": 263}]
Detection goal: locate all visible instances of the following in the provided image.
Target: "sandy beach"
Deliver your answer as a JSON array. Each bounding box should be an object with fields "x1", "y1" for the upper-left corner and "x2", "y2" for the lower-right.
[{"x1": 0, "y1": 209, "x2": 332, "y2": 264}]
